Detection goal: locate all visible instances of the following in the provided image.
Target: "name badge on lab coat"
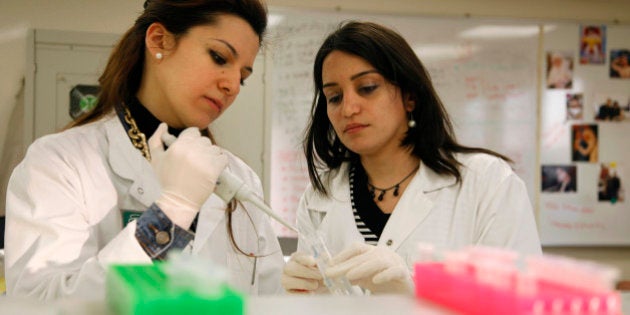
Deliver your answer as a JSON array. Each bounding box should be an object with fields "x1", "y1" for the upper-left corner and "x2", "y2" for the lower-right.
[{"x1": 121, "y1": 210, "x2": 143, "y2": 227}]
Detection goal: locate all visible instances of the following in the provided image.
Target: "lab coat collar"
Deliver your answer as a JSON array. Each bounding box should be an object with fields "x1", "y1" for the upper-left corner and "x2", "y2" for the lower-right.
[
  {"x1": 415, "y1": 160, "x2": 458, "y2": 193},
  {"x1": 105, "y1": 114, "x2": 159, "y2": 208}
]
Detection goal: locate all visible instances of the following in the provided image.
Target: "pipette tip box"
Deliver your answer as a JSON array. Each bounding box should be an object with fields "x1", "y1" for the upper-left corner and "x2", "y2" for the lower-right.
[
  {"x1": 106, "y1": 263, "x2": 244, "y2": 315},
  {"x1": 414, "y1": 261, "x2": 621, "y2": 315}
]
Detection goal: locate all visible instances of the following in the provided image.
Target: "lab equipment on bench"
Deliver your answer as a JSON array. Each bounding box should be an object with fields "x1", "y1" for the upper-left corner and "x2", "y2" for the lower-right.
[
  {"x1": 413, "y1": 245, "x2": 622, "y2": 315},
  {"x1": 106, "y1": 252, "x2": 243, "y2": 315}
]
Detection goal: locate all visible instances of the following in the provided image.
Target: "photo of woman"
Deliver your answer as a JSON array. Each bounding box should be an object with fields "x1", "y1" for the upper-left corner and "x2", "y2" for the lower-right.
[
  {"x1": 610, "y1": 49, "x2": 630, "y2": 79},
  {"x1": 579, "y1": 25, "x2": 605, "y2": 65},
  {"x1": 542, "y1": 165, "x2": 577, "y2": 193},
  {"x1": 566, "y1": 93, "x2": 584, "y2": 121},
  {"x1": 571, "y1": 124, "x2": 598, "y2": 163},
  {"x1": 546, "y1": 51, "x2": 573, "y2": 89}
]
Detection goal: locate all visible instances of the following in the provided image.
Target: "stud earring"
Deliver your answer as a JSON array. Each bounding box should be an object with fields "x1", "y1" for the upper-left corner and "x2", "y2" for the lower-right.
[
  {"x1": 155, "y1": 52, "x2": 163, "y2": 60},
  {"x1": 408, "y1": 112, "x2": 417, "y2": 128}
]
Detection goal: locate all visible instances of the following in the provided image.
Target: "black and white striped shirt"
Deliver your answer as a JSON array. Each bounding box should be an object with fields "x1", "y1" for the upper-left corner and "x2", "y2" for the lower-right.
[{"x1": 349, "y1": 164, "x2": 391, "y2": 245}]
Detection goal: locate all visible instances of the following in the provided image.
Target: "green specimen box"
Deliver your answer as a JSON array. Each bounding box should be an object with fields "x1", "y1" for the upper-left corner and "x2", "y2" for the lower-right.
[{"x1": 106, "y1": 263, "x2": 244, "y2": 315}]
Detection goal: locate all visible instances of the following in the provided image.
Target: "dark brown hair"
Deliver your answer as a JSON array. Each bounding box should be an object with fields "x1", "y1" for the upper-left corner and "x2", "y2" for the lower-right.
[
  {"x1": 73, "y1": 0, "x2": 268, "y2": 256},
  {"x1": 69, "y1": 0, "x2": 267, "y2": 129},
  {"x1": 304, "y1": 21, "x2": 511, "y2": 195}
]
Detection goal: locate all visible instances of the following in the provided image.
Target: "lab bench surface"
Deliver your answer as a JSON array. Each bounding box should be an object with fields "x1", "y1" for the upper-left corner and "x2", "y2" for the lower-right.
[
  {"x1": 2, "y1": 293, "x2": 630, "y2": 314},
  {"x1": 0, "y1": 295, "x2": 455, "y2": 315}
]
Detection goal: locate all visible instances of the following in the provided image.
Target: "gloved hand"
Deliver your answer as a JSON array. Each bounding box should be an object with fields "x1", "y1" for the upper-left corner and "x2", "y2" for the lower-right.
[
  {"x1": 148, "y1": 123, "x2": 228, "y2": 229},
  {"x1": 148, "y1": 123, "x2": 173, "y2": 168},
  {"x1": 281, "y1": 251, "x2": 326, "y2": 294},
  {"x1": 325, "y1": 242, "x2": 413, "y2": 294}
]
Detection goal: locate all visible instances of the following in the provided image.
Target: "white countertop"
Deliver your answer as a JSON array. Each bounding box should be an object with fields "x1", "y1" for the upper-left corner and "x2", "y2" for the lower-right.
[
  {"x1": 0, "y1": 295, "x2": 455, "y2": 315},
  {"x1": 1, "y1": 292, "x2": 629, "y2": 315}
]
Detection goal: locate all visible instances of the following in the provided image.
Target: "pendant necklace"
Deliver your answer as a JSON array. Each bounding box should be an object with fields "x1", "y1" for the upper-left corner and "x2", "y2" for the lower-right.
[{"x1": 367, "y1": 165, "x2": 419, "y2": 202}]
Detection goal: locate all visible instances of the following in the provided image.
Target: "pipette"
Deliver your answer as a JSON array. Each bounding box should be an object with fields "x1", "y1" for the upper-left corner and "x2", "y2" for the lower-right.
[{"x1": 161, "y1": 132, "x2": 298, "y2": 233}]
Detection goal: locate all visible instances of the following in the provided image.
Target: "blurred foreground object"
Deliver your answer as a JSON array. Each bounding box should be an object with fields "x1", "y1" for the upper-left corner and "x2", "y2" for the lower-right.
[
  {"x1": 106, "y1": 252, "x2": 243, "y2": 315},
  {"x1": 414, "y1": 244, "x2": 621, "y2": 315}
]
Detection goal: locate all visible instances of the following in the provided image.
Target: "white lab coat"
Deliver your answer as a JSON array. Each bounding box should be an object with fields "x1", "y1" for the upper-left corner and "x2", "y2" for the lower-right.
[
  {"x1": 296, "y1": 153, "x2": 542, "y2": 268},
  {"x1": 5, "y1": 113, "x2": 284, "y2": 300}
]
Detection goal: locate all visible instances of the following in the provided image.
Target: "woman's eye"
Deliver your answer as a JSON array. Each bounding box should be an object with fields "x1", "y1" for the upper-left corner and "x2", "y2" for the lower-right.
[
  {"x1": 327, "y1": 94, "x2": 341, "y2": 104},
  {"x1": 240, "y1": 79, "x2": 246, "y2": 86},
  {"x1": 210, "y1": 50, "x2": 227, "y2": 65},
  {"x1": 359, "y1": 85, "x2": 378, "y2": 94}
]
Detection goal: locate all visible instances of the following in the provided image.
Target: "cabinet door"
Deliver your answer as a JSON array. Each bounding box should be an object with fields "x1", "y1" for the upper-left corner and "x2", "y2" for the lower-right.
[{"x1": 28, "y1": 29, "x2": 117, "y2": 143}]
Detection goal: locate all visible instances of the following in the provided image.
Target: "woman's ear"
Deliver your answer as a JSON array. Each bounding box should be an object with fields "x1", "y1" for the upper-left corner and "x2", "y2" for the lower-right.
[
  {"x1": 404, "y1": 93, "x2": 416, "y2": 112},
  {"x1": 145, "y1": 22, "x2": 174, "y2": 60}
]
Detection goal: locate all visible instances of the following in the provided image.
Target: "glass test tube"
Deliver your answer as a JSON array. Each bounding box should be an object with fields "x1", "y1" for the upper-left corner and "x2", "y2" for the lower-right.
[{"x1": 303, "y1": 231, "x2": 355, "y2": 295}]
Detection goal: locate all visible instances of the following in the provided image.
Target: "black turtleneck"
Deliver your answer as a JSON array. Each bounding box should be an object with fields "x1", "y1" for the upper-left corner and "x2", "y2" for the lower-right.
[{"x1": 125, "y1": 96, "x2": 184, "y2": 138}]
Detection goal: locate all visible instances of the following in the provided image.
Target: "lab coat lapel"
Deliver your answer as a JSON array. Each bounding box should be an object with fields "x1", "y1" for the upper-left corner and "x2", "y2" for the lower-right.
[
  {"x1": 378, "y1": 162, "x2": 456, "y2": 251},
  {"x1": 105, "y1": 115, "x2": 159, "y2": 208}
]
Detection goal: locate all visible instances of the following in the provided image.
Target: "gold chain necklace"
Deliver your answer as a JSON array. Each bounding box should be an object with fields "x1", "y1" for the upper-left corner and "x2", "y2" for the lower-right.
[{"x1": 122, "y1": 105, "x2": 151, "y2": 161}]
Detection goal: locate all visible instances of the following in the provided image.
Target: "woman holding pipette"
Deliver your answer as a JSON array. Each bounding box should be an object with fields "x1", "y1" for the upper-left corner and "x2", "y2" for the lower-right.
[
  {"x1": 281, "y1": 21, "x2": 542, "y2": 295},
  {"x1": 5, "y1": 0, "x2": 284, "y2": 300}
]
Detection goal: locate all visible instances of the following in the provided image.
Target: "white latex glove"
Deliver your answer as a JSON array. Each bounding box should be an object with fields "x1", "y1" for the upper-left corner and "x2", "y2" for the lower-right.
[
  {"x1": 148, "y1": 124, "x2": 228, "y2": 229},
  {"x1": 281, "y1": 251, "x2": 325, "y2": 294},
  {"x1": 148, "y1": 123, "x2": 173, "y2": 170},
  {"x1": 325, "y1": 242, "x2": 413, "y2": 294}
]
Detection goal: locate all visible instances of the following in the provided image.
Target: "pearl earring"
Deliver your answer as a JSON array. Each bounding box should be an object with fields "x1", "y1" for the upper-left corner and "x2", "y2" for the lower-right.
[
  {"x1": 408, "y1": 112, "x2": 417, "y2": 128},
  {"x1": 155, "y1": 52, "x2": 163, "y2": 60}
]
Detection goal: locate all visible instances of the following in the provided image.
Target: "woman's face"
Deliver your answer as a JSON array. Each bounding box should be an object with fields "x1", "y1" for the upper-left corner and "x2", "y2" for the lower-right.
[
  {"x1": 556, "y1": 168, "x2": 569, "y2": 182},
  {"x1": 322, "y1": 51, "x2": 412, "y2": 158},
  {"x1": 148, "y1": 15, "x2": 260, "y2": 129},
  {"x1": 552, "y1": 55, "x2": 563, "y2": 67}
]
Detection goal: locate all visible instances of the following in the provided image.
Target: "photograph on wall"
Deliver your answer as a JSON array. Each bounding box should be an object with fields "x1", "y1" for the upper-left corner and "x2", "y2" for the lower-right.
[
  {"x1": 579, "y1": 25, "x2": 606, "y2": 65},
  {"x1": 593, "y1": 93, "x2": 629, "y2": 122},
  {"x1": 571, "y1": 124, "x2": 598, "y2": 163},
  {"x1": 598, "y1": 162, "x2": 624, "y2": 203},
  {"x1": 541, "y1": 165, "x2": 577, "y2": 193},
  {"x1": 566, "y1": 93, "x2": 584, "y2": 121},
  {"x1": 610, "y1": 49, "x2": 630, "y2": 79},
  {"x1": 546, "y1": 51, "x2": 573, "y2": 89}
]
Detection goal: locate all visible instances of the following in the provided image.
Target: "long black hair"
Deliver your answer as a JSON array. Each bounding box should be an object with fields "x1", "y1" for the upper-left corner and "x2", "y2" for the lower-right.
[{"x1": 304, "y1": 21, "x2": 511, "y2": 195}]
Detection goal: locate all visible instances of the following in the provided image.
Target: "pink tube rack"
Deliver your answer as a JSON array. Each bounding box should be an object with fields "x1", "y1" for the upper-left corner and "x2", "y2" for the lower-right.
[{"x1": 414, "y1": 262, "x2": 621, "y2": 315}]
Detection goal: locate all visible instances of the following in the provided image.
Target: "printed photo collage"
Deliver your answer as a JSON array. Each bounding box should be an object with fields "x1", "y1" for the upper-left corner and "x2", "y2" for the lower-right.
[{"x1": 542, "y1": 25, "x2": 628, "y2": 203}]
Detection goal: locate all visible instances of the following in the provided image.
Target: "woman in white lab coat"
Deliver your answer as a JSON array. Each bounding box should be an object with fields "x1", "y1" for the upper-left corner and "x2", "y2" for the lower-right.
[
  {"x1": 5, "y1": 0, "x2": 283, "y2": 300},
  {"x1": 281, "y1": 21, "x2": 541, "y2": 295}
]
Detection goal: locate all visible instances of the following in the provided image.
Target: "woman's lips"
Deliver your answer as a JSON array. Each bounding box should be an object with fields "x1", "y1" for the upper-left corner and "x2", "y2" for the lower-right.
[
  {"x1": 205, "y1": 96, "x2": 223, "y2": 112},
  {"x1": 344, "y1": 123, "x2": 367, "y2": 134}
]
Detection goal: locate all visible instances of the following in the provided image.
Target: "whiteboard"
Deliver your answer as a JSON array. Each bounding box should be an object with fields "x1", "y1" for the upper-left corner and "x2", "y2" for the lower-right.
[
  {"x1": 264, "y1": 8, "x2": 539, "y2": 237},
  {"x1": 538, "y1": 23, "x2": 630, "y2": 245}
]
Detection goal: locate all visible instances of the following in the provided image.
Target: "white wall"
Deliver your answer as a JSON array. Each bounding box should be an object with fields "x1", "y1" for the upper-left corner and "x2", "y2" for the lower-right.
[{"x1": 1, "y1": 0, "x2": 630, "y2": 279}]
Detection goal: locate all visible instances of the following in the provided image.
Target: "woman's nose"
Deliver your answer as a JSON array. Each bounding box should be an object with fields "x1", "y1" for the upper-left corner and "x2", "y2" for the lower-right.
[
  {"x1": 341, "y1": 92, "x2": 360, "y2": 117},
  {"x1": 218, "y1": 70, "x2": 241, "y2": 96}
]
